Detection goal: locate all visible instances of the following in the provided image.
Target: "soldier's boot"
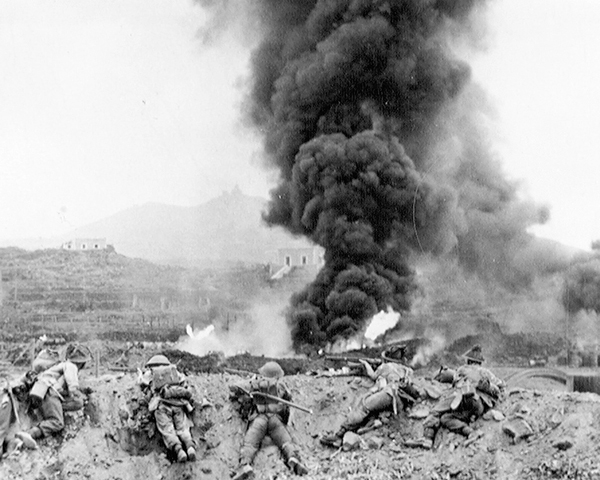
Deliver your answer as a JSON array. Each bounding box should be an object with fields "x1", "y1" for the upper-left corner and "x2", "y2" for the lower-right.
[
  {"x1": 183, "y1": 439, "x2": 197, "y2": 461},
  {"x1": 232, "y1": 464, "x2": 254, "y2": 480},
  {"x1": 287, "y1": 457, "x2": 309, "y2": 476},
  {"x1": 4, "y1": 437, "x2": 23, "y2": 455},
  {"x1": 186, "y1": 446, "x2": 197, "y2": 461},
  {"x1": 15, "y1": 430, "x2": 40, "y2": 450},
  {"x1": 404, "y1": 437, "x2": 433, "y2": 449},
  {"x1": 320, "y1": 428, "x2": 345, "y2": 448},
  {"x1": 173, "y1": 444, "x2": 188, "y2": 463},
  {"x1": 405, "y1": 427, "x2": 434, "y2": 450},
  {"x1": 281, "y1": 442, "x2": 308, "y2": 476}
]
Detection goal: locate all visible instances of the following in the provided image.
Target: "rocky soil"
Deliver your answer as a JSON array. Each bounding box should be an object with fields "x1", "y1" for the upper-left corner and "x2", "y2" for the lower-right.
[{"x1": 1, "y1": 343, "x2": 600, "y2": 480}]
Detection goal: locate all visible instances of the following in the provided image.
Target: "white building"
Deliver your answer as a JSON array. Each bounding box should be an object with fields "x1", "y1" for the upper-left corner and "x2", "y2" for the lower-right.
[
  {"x1": 62, "y1": 238, "x2": 107, "y2": 251},
  {"x1": 268, "y1": 245, "x2": 325, "y2": 280}
]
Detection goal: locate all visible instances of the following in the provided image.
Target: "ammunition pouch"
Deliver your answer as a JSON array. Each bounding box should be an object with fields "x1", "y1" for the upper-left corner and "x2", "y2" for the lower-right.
[
  {"x1": 229, "y1": 386, "x2": 256, "y2": 420},
  {"x1": 12, "y1": 370, "x2": 38, "y2": 403},
  {"x1": 30, "y1": 379, "x2": 50, "y2": 407},
  {"x1": 161, "y1": 385, "x2": 192, "y2": 400}
]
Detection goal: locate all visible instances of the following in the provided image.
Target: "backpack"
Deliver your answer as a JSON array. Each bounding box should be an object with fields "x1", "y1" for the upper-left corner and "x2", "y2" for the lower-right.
[
  {"x1": 32, "y1": 349, "x2": 62, "y2": 373},
  {"x1": 151, "y1": 365, "x2": 180, "y2": 390}
]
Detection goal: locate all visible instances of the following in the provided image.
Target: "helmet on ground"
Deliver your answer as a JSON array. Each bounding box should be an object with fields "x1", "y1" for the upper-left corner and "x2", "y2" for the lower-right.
[
  {"x1": 462, "y1": 345, "x2": 485, "y2": 364},
  {"x1": 145, "y1": 354, "x2": 171, "y2": 368},
  {"x1": 434, "y1": 366, "x2": 456, "y2": 384},
  {"x1": 258, "y1": 361, "x2": 284, "y2": 379}
]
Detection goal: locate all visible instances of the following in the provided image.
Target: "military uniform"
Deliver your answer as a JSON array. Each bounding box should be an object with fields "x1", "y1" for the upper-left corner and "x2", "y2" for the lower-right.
[
  {"x1": 230, "y1": 362, "x2": 308, "y2": 479},
  {"x1": 139, "y1": 355, "x2": 196, "y2": 463},
  {"x1": 13, "y1": 345, "x2": 89, "y2": 443},
  {"x1": 409, "y1": 345, "x2": 504, "y2": 449},
  {"x1": 0, "y1": 386, "x2": 14, "y2": 455},
  {"x1": 321, "y1": 361, "x2": 416, "y2": 447}
]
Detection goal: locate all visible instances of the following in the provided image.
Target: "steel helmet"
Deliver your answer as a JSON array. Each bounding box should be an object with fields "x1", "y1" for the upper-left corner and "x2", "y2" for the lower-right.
[
  {"x1": 145, "y1": 354, "x2": 171, "y2": 368},
  {"x1": 258, "y1": 361, "x2": 284, "y2": 379},
  {"x1": 66, "y1": 344, "x2": 91, "y2": 367},
  {"x1": 462, "y1": 345, "x2": 485, "y2": 364}
]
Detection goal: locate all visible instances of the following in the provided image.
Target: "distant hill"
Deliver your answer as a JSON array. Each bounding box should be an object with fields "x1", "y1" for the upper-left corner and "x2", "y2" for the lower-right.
[{"x1": 0, "y1": 188, "x2": 313, "y2": 267}]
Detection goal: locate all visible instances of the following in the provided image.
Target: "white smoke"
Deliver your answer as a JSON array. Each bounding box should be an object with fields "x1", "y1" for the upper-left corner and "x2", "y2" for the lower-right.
[
  {"x1": 325, "y1": 306, "x2": 401, "y2": 353},
  {"x1": 364, "y1": 306, "x2": 401, "y2": 342},
  {"x1": 410, "y1": 329, "x2": 446, "y2": 368},
  {"x1": 177, "y1": 292, "x2": 293, "y2": 357}
]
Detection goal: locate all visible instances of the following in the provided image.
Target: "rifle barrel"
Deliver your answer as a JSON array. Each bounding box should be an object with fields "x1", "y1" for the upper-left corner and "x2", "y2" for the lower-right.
[
  {"x1": 324, "y1": 355, "x2": 382, "y2": 363},
  {"x1": 251, "y1": 391, "x2": 313, "y2": 414},
  {"x1": 224, "y1": 367, "x2": 257, "y2": 377}
]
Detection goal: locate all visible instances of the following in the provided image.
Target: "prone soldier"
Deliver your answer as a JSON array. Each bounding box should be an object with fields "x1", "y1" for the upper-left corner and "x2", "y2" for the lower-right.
[
  {"x1": 320, "y1": 359, "x2": 418, "y2": 448},
  {"x1": 139, "y1": 354, "x2": 197, "y2": 463},
  {"x1": 12, "y1": 344, "x2": 90, "y2": 446},
  {"x1": 229, "y1": 361, "x2": 309, "y2": 479},
  {"x1": 406, "y1": 345, "x2": 505, "y2": 449}
]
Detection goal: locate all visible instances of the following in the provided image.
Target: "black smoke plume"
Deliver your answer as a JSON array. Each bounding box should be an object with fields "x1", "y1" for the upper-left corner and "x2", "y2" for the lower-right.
[{"x1": 239, "y1": 0, "x2": 548, "y2": 350}]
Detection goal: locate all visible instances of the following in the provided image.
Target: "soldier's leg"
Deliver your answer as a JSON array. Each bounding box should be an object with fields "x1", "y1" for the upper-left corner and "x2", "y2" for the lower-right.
[
  {"x1": 361, "y1": 390, "x2": 394, "y2": 417},
  {"x1": 268, "y1": 416, "x2": 307, "y2": 476},
  {"x1": 405, "y1": 412, "x2": 439, "y2": 449},
  {"x1": 239, "y1": 414, "x2": 268, "y2": 466},
  {"x1": 420, "y1": 412, "x2": 440, "y2": 448},
  {"x1": 0, "y1": 391, "x2": 12, "y2": 455},
  {"x1": 62, "y1": 393, "x2": 84, "y2": 412},
  {"x1": 172, "y1": 406, "x2": 196, "y2": 461},
  {"x1": 343, "y1": 390, "x2": 393, "y2": 430},
  {"x1": 441, "y1": 395, "x2": 485, "y2": 437},
  {"x1": 36, "y1": 390, "x2": 64, "y2": 438},
  {"x1": 440, "y1": 412, "x2": 472, "y2": 436},
  {"x1": 321, "y1": 392, "x2": 379, "y2": 447},
  {"x1": 155, "y1": 404, "x2": 187, "y2": 462}
]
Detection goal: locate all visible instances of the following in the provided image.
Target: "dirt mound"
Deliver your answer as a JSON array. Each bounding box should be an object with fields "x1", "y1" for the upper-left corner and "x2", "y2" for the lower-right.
[{"x1": 2, "y1": 357, "x2": 600, "y2": 480}]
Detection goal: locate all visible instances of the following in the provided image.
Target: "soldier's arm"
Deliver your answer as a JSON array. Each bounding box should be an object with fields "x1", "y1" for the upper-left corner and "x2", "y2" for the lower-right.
[
  {"x1": 279, "y1": 383, "x2": 292, "y2": 401},
  {"x1": 359, "y1": 359, "x2": 378, "y2": 380},
  {"x1": 229, "y1": 381, "x2": 252, "y2": 399},
  {"x1": 62, "y1": 361, "x2": 80, "y2": 392}
]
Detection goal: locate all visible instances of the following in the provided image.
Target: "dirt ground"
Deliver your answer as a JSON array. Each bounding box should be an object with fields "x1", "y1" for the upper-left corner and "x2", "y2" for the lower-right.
[{"x1": 1, "y1": 343, "x2": 600, "y2": 480}]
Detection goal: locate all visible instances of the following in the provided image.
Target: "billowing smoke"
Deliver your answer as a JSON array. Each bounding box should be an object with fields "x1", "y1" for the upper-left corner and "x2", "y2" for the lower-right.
[
  {"x1": 179, "y1": 292, "x2": 294, "y2": 357},
  {"x1": 239, "y1": 0, "x2": 552, "y2": 350},
  {"x1": 563, "y1": 257, "x2": 600, "y2": 314}
]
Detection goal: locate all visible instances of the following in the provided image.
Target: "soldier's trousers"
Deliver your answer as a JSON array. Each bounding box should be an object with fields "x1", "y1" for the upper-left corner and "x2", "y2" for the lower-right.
[
  {"x1": 62, "y1": 393, "x2": 84, "y2": 412},
  {"x1": 341, "y1": 390, "x2": 394, "y2": 432},
  {"x1": 154, "y1": 403, "x2": 193, "y2": 451},
  {"x1": 240, "y1": 413, "x2": 295, "y2": 466},
  {"x1": 35, "y1": 389, "x2": 64, "y2": 438},
  {"x1": 0, "y1": 390, "x2": 13, "y2": 454},
  {"x1": 423, "y1": 394, "x2": 484, "y2": 440}
]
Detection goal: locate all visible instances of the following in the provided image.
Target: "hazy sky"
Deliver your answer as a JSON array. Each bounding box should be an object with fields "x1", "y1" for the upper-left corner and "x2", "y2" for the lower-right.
[{"x1": 1, "y1": 0, "x2": 599, "y2": 251}]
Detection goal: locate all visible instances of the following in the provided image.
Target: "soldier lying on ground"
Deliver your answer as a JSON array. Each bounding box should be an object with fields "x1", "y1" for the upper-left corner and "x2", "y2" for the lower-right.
[
  {"x1": 138, "y1": 354, "x2": 197, "y2": 463},
  {"x1": 11, "y1": 344, "x2": 90, "y2": 447},
  {"x1": 0, "y1": 382, "x2": 12, "y2": 457},
  {"x1": 229, "y1": 361, "x2": 308, "y2": 480},
  {"x1": 405, "y1": 345, "x2": 505, "y2": 450},
  {"x1": 320, "y1": 359, "x2": 419, "y2": 448},
  {"x1": 1, "y1": 378, "x2": 24, "y2": 458}
]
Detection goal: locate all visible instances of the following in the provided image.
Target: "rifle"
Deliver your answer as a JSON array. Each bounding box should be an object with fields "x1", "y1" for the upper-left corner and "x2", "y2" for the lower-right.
[
  {"x1": 224, "y1": 367, "x2": 258, "y2": 377},
  {"x1": 231, "y1": 386, "x2": 312, "y2": 414},
  {"x1": 324, "y1": 355, "x2": 383, "y2": 366},
  {"x1": 250, "y1": 391, "x2": 313, "y2": 415}
]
